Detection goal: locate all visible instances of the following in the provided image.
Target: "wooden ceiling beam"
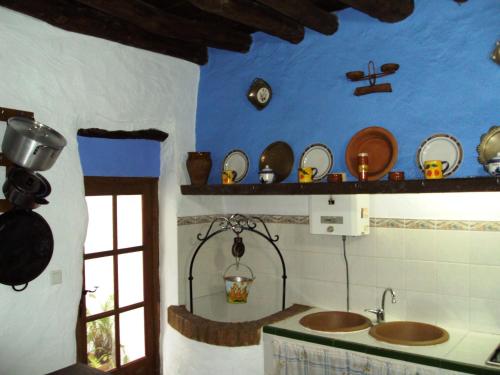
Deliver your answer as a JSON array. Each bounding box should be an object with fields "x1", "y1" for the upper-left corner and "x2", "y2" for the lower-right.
[
  {"x1": 186, "y1": 0, "x2": 305, "y2": 44},
  {"x1": 75, "y1": 0, "x2": 252, "y2": 52},
  {"x1": 254, "y1": 0, "x2": 338, "y2": 35},
  {"x1": 0, "y1": 0, "x2": 208, "y2": 64},
  {"x1": 337, "y1": 0, "x2": 414, "y2": 23}
]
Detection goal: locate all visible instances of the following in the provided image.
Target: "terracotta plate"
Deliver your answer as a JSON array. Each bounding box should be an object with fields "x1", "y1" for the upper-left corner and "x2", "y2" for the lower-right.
[
  {"x1": 259, "y1": 141, "x2": 294, "y2": 183},
  {"x1": 345, "y1": 126, "x2": 398, "y2": 181}
]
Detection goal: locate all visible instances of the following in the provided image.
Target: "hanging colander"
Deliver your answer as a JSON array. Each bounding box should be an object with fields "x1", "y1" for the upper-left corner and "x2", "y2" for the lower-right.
[{"x1": 223, "y1": 262, "x2": 255, "y2": 304}]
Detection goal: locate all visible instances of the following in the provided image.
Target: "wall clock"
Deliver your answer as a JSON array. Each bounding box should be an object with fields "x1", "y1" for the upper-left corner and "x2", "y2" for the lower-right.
[{"x1": 247, "y1": 78, "x2": 272, "y2": 110}]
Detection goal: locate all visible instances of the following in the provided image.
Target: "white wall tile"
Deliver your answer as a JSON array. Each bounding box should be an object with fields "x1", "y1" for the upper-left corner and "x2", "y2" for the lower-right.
[
  {"x1": 435, "y1": 230, "x2": 470, "y2": 263},
  {"x1": 436, "y1": 295, "x2": 470, "y2": 330},
  {"x1": 437, "y1": 263, "x2": 469, "y2": 297},
  {"x1": 376, "y1": 258, "x2": 406, "y2": 289},
  {"x1": 178, "y1": 220, "x2": 500, "y2": 334},
  {"x1": 469, "y1": 231, "x2": 500, "y2": 266},
  {"x1": 347, "y1": 233, "x2": 376, "y2": 257},
  {"x1": 405, "y1": 229, "x2": 436, "y2": 261},
  {"x1": 406, "y1": 291, "x2": 439, "y2": 324},
  {"x1": 470, "y1": 265, "x2": 500, "y2": 300},
  {"x1": 349, "y1": 285, "x2": 377, "y2": 315},
  {"x1": 348, "y1": 255, "x2": 376, "y2": 286},
  {"x1": 405, "y1": 260, "x2": 437, "y2": 293},
  {"x1": 375, "y1": 228, "x2": 405, "y2": 259},
  {"x1": 470, "y1": 298, "x2": 500, "y2": 334}
]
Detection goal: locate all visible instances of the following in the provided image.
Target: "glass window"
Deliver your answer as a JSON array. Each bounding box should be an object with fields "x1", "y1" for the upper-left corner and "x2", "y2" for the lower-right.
[
  {"x1": 118, "y1": 251, "x2": 144, "y2": 307},
  {"x1": 117, "y1": 195, "x2": 143, "y2": 249},
  {"x1": 85, "y1": 256, "x2": 114, "y2": 316},
  {"x1": 119, "y1": 308, "x2": 145, "y2": 364},
  {"x1": 85, "y1": 196, "x2": 113, "y2": 253},
  {"x1": 87, "y1": 315, "x2": 116, "y2": 371}
]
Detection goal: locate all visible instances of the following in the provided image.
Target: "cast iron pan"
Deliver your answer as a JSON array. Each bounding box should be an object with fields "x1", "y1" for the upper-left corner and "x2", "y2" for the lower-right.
[{"x1": 0, "y1": 209, "x2": 53, "y2": 291}]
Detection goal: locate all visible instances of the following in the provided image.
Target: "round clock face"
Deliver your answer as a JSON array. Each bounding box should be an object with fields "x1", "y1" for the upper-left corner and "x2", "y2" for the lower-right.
[{"x1": 257, "y1": 87, "x2": 270, "y2": 104}]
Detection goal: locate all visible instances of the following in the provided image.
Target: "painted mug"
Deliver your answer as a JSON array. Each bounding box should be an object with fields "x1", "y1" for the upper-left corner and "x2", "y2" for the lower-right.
[
  {"x1": 222, "y1": 170, "x2": 238, "y2": 184},
  {"x1": 424, "y1": 160, "x2": 449, "y2": 179},
  {"x1": 298, "y1": 167, "x2": 318, "y2": 183}
]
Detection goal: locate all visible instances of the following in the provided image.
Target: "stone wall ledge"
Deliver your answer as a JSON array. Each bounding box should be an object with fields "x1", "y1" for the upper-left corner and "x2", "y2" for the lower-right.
[{"x1": 168, "y1": 304, "x2": 311, "y2": 347}]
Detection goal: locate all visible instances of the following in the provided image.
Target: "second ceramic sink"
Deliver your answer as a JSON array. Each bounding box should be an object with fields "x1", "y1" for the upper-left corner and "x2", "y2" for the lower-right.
[
  {"x1": 299, "y1": 311, "x2": 372, "y2": 333},
  {"x1": 369, "y1": 321, "x2": 449, "y2": 346}
]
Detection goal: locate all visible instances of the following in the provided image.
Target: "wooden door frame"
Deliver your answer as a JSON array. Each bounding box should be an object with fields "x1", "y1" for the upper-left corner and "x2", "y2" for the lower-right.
[{"x1": 76, "y1": 176, "x2": 160, "y2": 374}]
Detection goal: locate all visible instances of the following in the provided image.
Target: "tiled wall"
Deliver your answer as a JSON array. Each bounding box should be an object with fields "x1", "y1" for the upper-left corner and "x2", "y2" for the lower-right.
[{"x1": 178, "y1": 215, "x2": 500, "y2": 333}]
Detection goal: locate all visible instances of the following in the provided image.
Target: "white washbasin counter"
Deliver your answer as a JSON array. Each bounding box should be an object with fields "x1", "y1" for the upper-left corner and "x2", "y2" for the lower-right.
[{"x1": 263, "y1": 307, "x2": 500, "y2": 374}]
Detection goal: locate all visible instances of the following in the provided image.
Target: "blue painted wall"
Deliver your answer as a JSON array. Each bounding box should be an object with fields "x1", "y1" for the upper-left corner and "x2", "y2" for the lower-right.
[
  {"x1": 196, "y1": 0, "x2": 500, "y2": 183},
  {"x1": 78, "y1": 137, "x2": 160, "y2": 177}
]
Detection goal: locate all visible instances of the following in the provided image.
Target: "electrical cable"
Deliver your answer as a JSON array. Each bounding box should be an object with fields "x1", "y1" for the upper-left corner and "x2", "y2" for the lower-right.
[{"x1": 342, "y1": 235, "x2": 350, "y2": 311}]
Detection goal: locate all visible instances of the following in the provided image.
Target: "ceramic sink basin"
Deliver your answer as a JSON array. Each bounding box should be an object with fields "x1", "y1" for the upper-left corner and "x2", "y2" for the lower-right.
[
  {"x1": 369, "y1": 321, "x2": 449, "y2": 346},
  {"x1": 299, "y1": 311, "x2": 372, "y2": 333}
]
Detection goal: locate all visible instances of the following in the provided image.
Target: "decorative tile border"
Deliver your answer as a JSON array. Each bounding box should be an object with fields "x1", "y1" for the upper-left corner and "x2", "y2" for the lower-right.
[{"x1": 178, "y1": 214, "x2": 500, "y2": 232}]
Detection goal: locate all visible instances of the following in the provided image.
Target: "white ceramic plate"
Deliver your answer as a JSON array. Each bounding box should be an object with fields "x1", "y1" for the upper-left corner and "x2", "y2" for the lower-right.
[
  {"x1": 222, "y1": 149, "x2": 249, "y2": 183},
  {"x1": 299, "y1": 143, "x2": 334, "y2": 180},
  {"x1": 416, "y1": 134, "x2": 463, "y2": 177}
]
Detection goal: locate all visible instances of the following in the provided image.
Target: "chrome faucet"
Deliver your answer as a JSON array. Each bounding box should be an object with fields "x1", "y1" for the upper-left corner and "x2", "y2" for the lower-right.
[{"x1": 365, "y1": 288, "x2": 397, "y2": 324}]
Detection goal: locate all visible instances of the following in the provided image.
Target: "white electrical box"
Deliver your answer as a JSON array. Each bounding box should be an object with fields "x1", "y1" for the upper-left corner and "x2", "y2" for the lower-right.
[{"x1": 309, "y1": 195, "x2": 370, "y2": 236}]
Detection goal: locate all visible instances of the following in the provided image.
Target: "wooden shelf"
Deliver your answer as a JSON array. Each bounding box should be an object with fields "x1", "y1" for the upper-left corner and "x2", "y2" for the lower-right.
[{"x1": 181, "y1": 177, "x2": 500, "y2": 195}]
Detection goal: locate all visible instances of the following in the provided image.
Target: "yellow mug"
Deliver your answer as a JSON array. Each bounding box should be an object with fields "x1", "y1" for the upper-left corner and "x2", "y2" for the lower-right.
[
  {"x1": 222, "y1": 170, "x2": 238, "y2": 184},
  {"x1": 424, "y1": 160, "x2": 449, "y2": 179},
  {"x1": 298, "y1": 167, "x2": 318, "y2": 183}
]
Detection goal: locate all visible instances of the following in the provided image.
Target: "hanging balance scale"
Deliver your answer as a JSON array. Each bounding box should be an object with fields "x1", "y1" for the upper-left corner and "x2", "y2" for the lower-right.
[{"x1": 223, "y1": 235, "x2": 255, "y2": 304}]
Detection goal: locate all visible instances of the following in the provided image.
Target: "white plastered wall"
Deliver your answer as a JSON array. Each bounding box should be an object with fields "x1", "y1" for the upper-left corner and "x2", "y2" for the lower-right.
[{"x1": 0, "y1": 7, "x2": 198, "y2": 375}]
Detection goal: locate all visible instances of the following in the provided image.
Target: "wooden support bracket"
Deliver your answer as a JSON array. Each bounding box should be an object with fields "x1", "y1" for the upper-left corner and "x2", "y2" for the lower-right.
[{"x1": 0, "y1": 106, "x2": 34, "y2": 122}]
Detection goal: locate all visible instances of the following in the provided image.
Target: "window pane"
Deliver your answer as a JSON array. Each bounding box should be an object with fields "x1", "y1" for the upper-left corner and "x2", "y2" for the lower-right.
[
  {"x1": 85, "y1": 196, "x2": 113, "y2": 253},
  {"x1": 117, "y1": 195, "x2": 143, "y2": 249},
  {"x1": 118, "y1": 252, "x2": 144, "y2": 307},
  {"x1": 87, "y1": 315, "x2": 116, "y2": 371},
  {"x1": 85, "y1": 257, "x2": 114, "y2": 316},
  {"x1": 120, "y1": 308, "x2": 145, "y2": 364}
]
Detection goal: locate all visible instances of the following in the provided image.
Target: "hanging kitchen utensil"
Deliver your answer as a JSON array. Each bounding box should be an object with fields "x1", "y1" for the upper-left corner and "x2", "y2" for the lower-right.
[
  {"x1": 2, "y1": 117, "x2": 67, "y2": 171},
  {"x1": 2, "y1": 167, "x2": 50, "y2": 209},
  {"x1": 223, "y1": 262, "x2": 255, "y2": 304},
  {"x1": 0, "y1": 209, "x2": 54, "y2": 291}
]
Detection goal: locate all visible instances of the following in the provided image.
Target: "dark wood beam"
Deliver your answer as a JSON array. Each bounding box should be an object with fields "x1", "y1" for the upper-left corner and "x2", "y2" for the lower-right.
[
  {"x1": 186, "y1": 0, "x2": 305, "y2": 44},
  {"x1": 0, "y1": 0, "x2": 208, "y2": 64},
  {"x1": 311, "y1": 0, "x2": 349, "y2": 13},
  {"x1": 254, "y1": 0, "x2": 338, "y2": 35},
  {"x1": 337, "y1": 0, "x2": 414, "y2": 23},
  {"x1": 75, "y1": 0, "x2": 252, "y2": 52},
  {"x1": 78, "y1": 128, "x2": 168, "y2": 142}
]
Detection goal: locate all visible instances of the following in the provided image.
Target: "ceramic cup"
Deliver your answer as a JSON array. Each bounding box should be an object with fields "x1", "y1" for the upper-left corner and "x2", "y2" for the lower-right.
[
  {"x1": 259, "y1": 165, "x2": 275, "y2": 184},
  {"x1": 486, "y1": 152, "x2": 500, "y2": 177},
  {"x1": 222, "y1": 170, "x2": 237, "y2": 184},
  {"x1": 388, "y1": 171, "x2": 405, "y2": 181},
  {"x1": 298, "y1": 167, "x2": 318, "y2": 183},
  {"x1": 424, "y1": 160, "x2": 449, "y2": 179},
  {"x1": 327, "y1": 173, "x2": 345, "y2": 183}
]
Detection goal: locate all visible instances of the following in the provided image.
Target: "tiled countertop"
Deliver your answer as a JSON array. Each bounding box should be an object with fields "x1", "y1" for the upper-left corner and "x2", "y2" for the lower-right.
[{"x1": 263, "y1": 308, "x2": 500, "y2": 374}]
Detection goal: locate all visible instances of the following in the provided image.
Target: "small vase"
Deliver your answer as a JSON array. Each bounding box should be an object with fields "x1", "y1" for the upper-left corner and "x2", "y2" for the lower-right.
[{"x1": 186, "y1": 152, "x2": 212, "y2": 185}]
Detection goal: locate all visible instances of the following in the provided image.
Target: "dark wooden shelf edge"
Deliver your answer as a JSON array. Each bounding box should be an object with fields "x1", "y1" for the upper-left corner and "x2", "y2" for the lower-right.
[{"x1": 181, "y1": 177, "x2": 500, "y2": 195}]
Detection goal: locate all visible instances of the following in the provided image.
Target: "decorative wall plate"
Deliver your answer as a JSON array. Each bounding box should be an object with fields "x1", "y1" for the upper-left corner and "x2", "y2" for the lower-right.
[
  {"x1": 417, "y1": 134, "x2": 463, "y2": 177},
  {"x1": 247, "y1": 78, "x2": 272, "y2": 110},
  {"x1": 222, "y1": 149, "x2": 249, "y2": 183},
  {"x1": 259, "y1": 141, "x2": 294, "y2": 183},
  {"x1": 299, "y1": 144, "x2": 333, "y2": 180},
  {"x1": 477, "y1": 126, "x2": 500, "y2": 167},
  {"x1": 345, "y1": 126, "x2": 398, "y2": 181}
]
